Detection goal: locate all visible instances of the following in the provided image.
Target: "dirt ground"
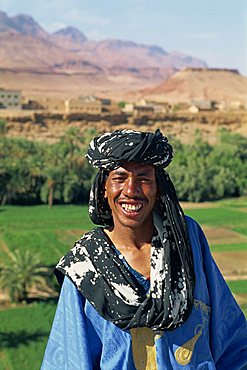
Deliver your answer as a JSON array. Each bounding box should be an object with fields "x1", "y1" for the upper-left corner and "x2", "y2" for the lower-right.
[
  {"x1": 202, "y1": 226, "x2": 247, "y2": 246},
  {"x1": 233, "y1": 293, "x2": 247, "y2": 305},
  {"x1": 212, "y1": 251, "x2": 247, "y2": 279},
  {"x1": 180, "y1": 202, "x2": 218, "y2": 209}
]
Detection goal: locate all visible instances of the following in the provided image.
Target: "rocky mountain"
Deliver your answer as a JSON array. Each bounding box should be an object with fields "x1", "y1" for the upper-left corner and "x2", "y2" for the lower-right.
[
  {"x1": 0, "y1": 10, "x2": 210, "y2": 97},
  {"x1": 142, "y1": 68, "x2": 247, "y2": 103},
  {"x1": 52, "y1": 26, "x2": 87, "y2": 49},
  {"x1": 0, "y1": 11, "x2": 48, "y2": 38},
  {"x1": 53, "y1": 26, "x2": 87, "y2": 42}
]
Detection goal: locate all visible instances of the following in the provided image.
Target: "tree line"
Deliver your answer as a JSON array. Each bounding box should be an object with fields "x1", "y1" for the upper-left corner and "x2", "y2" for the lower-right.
[
  {"x1": 168, "y1": 129, "x2": 247, "y2": 201},
  {"x1": 0, "y1": 122, "x2": 97, "y2": 206},
  {"x1": 1, "y1": 121, "x2": 247, "y2": 205}
]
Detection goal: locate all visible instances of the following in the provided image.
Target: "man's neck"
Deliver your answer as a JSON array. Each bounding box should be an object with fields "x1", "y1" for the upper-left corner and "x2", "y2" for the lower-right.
[
  {"x1": 105, "y1": 220, "x2": 154, "y2": 250},
  {"x1": 104, "y1": 218, "x2": 153, "y2": 278}
]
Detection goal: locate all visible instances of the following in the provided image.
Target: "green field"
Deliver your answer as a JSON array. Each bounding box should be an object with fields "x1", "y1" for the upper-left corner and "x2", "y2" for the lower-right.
[
  {"x1": 0, "y1": 301, "x2": 57, "y2": 370},
  {"x1": 0, "y1": 205, "x2": 94, "y2": 265},
  {"x1": 0, "y1": 199, "x2": 247, "y2": 370}
]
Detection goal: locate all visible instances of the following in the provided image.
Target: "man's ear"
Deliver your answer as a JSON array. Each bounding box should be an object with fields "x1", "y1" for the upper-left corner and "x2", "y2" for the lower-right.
[{"x1": 103, "y1": 170, "x2": 109, "y2": 198}]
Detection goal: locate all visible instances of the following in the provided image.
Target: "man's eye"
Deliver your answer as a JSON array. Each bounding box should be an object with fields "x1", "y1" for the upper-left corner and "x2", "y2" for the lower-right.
[{"x1": 113, "y1": 177, "x2": 125, "y2": 182}]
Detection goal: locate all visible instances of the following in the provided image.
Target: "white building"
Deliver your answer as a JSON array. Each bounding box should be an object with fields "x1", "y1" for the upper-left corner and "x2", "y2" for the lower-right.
[{"x1": 0, "y1": 89, "x2": 21, "y2": 109}]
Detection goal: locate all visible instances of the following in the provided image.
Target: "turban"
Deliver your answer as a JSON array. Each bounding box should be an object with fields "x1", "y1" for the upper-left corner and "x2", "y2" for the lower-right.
[{"x1": 85, "y1": 129, "x2": 173, "y2": 170}]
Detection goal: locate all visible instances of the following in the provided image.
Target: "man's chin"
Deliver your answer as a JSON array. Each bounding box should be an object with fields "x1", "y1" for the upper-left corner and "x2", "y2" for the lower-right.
[{"x1": 114, "y1": 215, "x2": 151, "y2": 230}]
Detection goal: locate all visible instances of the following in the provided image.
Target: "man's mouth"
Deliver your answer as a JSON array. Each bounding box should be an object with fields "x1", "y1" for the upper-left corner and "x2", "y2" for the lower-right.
[{"x1": 120, "y1": 203, "x2": 143, "y2": 212}]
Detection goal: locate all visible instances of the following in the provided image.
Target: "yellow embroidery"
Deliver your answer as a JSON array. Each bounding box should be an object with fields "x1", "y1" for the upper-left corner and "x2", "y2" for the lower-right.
[
  {"x1": 175, "y1": 325, "x2": 203, "y2": 366},
  {"x1": 154, "y1": 330, "x2": 164, "y2": 340},
  {"x1": 194, "y1": 299, "x2": 211, "y2": 316},
  {"x1": 131, "y1": 327, "x2": 160, "y2": 370}
]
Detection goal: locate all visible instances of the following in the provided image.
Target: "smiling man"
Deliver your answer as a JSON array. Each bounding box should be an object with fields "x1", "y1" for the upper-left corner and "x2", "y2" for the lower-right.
[
  {"x1": 103, "y1": 162, "x2": 158, "y2": 280},
  {"x1": 41, "y1": 129, "x2": 247, "y2": 370}
]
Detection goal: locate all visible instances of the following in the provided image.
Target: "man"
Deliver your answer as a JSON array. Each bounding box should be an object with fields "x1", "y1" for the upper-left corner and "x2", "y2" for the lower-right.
[{"x1": 42, "y1": 129, "x2": 247, "y2": 369}]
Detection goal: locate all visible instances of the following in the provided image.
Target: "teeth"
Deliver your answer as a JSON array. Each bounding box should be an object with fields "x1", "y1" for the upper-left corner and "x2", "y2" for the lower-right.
[{"x1": 121, "y1": 204, "x2": 142, "y2": 212}]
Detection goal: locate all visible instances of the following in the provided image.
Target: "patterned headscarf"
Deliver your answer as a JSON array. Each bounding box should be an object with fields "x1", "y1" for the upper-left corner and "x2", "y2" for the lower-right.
[
  {"x1": 55, "y1": 129, "x2": 195, "y2": 331},
  {"x1": 86, "y1": 129, "x2": 173, "y2": 170}
]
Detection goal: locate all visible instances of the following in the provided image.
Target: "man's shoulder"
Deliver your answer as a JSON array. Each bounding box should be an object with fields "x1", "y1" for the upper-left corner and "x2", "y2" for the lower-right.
[
  {"x1": 58, "y1": 226, "x2": 103, "y2": 261},
  {"x1": 184, "y1": 215, "x2": 207, "y2": 245},
  {"x1": 54, "y1": 226, "x2": 104, "y2": 285},
  {"x1": 76, "y1": 226, "x2": 103, "y2": 245},
  {"x1": 184, "y1": 215, "x2": 200, "y2": 230}
]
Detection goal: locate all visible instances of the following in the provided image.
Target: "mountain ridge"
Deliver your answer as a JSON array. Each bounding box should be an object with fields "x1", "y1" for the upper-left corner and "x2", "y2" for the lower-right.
[
  {"x1": 0, "y1": 11, "x2": 206, "y2": 72},
  {"x1": 1, "y1": 10, "x2": 245, "y2": 102}
]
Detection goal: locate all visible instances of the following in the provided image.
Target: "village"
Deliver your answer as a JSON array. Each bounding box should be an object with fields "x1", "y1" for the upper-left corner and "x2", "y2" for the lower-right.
[{"x1": 0, "y1": 88, "x2": 246, "y2": 117}]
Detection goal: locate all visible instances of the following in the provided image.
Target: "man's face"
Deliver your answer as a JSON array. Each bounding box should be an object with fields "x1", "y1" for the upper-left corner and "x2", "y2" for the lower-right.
[{"x1": 104, "y1": 162, "x2": 158, "y2": 230}]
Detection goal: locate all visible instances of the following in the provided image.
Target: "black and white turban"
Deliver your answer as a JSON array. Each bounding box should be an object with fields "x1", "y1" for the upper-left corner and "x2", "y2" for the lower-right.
[{"x1": 86, "y1": 129, "x2": 173, "y2": 170}]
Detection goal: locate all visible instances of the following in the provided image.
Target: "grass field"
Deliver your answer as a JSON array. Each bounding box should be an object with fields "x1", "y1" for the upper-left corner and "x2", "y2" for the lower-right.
[
  {"x1": 0, "y1": 205, "x2": 94, "y2": 265},
  {"x1": 0, "y1": 300, "x2": 57, "y2": 370},
  {"x1": 0, "y1": 199, "x2": 246, "y2": 370}
]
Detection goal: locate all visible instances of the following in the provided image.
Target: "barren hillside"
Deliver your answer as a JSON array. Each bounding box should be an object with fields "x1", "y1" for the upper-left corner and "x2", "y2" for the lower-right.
[
  {"x1": 141, "y1": 68, "x2": 247, "y2": 103},
  {"x1": 1, "y1": 111, "x2": 247, "y2": 145}
]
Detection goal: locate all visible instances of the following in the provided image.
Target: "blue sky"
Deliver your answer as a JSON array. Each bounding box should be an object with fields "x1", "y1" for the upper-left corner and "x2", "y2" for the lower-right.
[{"x1": 1, "y1": 0, "x2": 247, "y2": 75}]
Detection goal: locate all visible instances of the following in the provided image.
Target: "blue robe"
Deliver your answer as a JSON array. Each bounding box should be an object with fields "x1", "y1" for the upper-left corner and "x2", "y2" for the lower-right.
[{"x1": 41, "y1": 217, "x2": 247, "y2": 369}]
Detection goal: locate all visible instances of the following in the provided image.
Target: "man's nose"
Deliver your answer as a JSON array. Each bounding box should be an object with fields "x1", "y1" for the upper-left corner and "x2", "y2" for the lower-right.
[{"x1": 123, "y1": 177, "x2": 140, "y2": 197}]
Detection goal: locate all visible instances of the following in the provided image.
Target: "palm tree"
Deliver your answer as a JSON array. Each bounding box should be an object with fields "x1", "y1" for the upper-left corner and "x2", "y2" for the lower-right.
[
  {"x1": 41, "y1": 143, "x2": 66, "y2": 207},
  {"x1": 60, "y1": 127, "x2": 97, "y2": 203},
  {"x1": 0, "y1": 249, "x2": 50, "y2": 303},
  {"x1": 0, "y1": 138, "x2": 44, "y2": 205}
]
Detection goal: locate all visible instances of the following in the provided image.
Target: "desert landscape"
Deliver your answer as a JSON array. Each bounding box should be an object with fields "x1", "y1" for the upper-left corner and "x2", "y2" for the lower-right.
[
  {"x1": 1, "y1": 10, "x2": 247, "y2": 147},
  {"x1": 0, "y1": 10, "x2": 246, "y2": 102}
]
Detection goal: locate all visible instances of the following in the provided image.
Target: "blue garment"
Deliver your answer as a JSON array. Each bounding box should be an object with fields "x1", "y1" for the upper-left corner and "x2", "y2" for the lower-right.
[{"x1": 41, "y1": 217, "x2": 247, "y2": 369}]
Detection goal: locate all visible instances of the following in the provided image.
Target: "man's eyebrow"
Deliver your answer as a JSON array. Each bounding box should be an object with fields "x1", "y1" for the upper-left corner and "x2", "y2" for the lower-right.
[
  {"x1": 136, "y1": 170, "x2": 154, "y2": 176},
  {"x1": 112, "y1": 170, "x2": 127, "y2": 176},
  {"x1": 112, "y1": 170, "x2": 154, "y2": 176}
]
